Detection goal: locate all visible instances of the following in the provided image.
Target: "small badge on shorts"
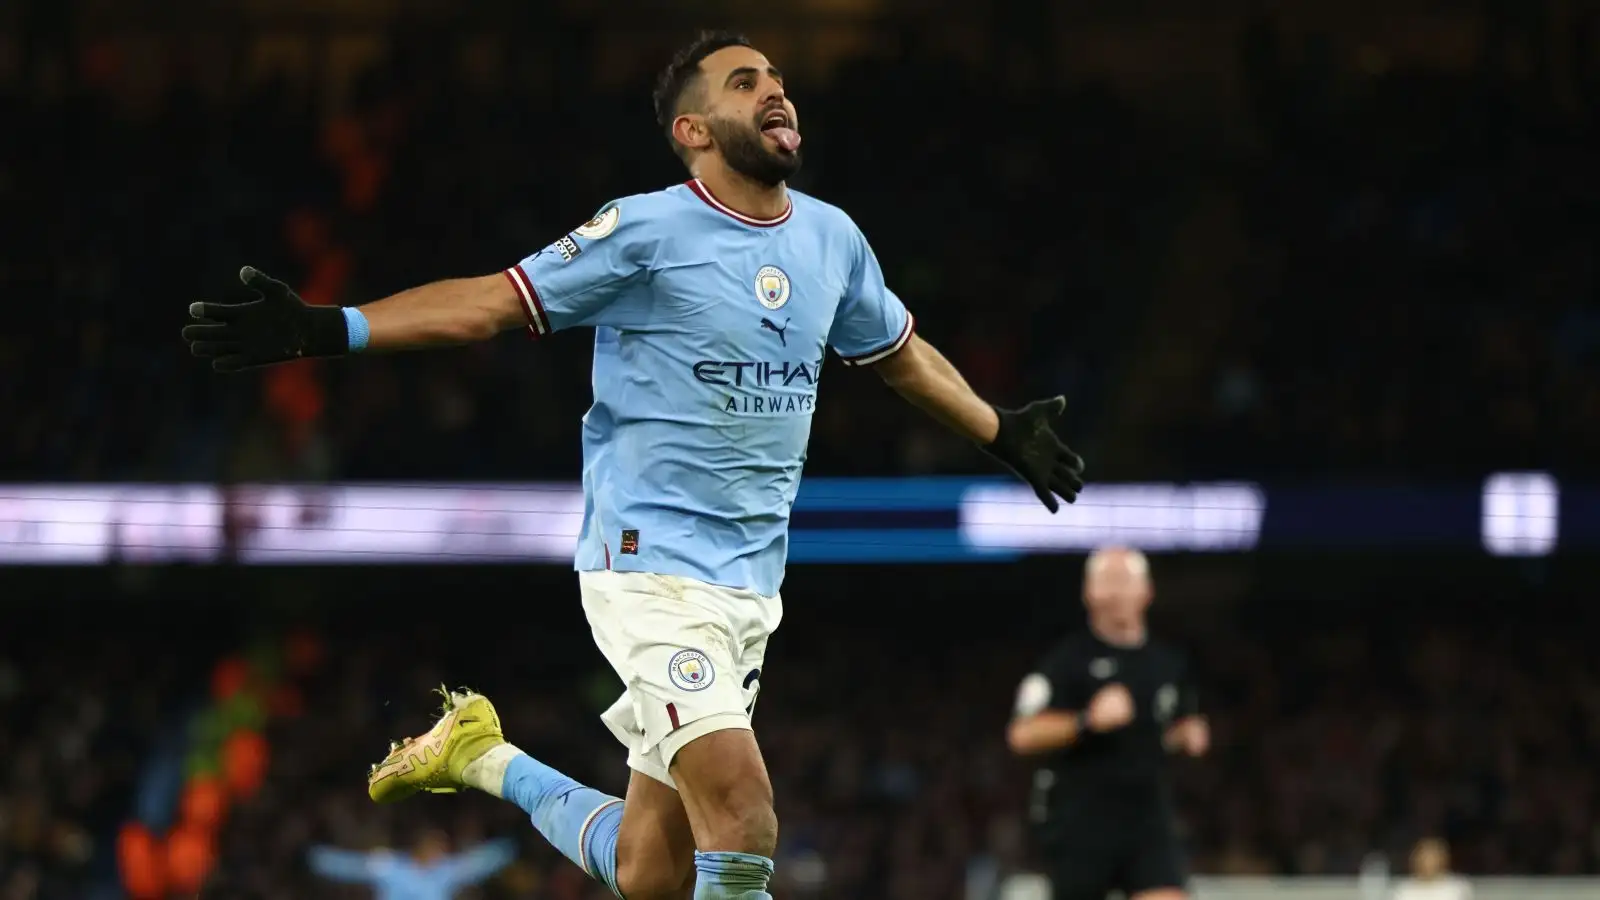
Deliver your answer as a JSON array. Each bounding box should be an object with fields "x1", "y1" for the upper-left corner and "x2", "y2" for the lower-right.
[
  {"x1": 667, "y1": 648, "x2": 715, "y2": 692},
  {"x1": 619, "y1": 529, "x2": 639, "y2": 555}
]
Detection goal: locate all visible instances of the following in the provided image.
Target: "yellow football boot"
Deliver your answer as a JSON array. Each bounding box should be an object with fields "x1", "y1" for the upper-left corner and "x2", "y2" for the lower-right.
[{"x1": 367, "y1": 688, "x2": 505, "y2": 804}]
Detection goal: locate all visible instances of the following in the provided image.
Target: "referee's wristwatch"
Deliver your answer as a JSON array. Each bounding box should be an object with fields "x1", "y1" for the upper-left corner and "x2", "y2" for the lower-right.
[{"x1": 1073, "y1": 710, "x2": 1091, "y2": 736}]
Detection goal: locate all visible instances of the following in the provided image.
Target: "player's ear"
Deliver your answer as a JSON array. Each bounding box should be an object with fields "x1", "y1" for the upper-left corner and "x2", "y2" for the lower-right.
[{"x1": 672, "y1": 113, "x2": 712, "y2": 153}]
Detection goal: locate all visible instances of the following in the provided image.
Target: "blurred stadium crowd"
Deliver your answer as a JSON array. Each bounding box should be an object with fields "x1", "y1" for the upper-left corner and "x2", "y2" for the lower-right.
[
  {"x1": 1183, "y1": 9, "x2": 1600, "y2": 479},
  {"x1": 3, "y1": 6, "x2": 1597, "y2": 484},
  {"x1": 4, "y1": 571, "x2": 1598, "y2": 899}
]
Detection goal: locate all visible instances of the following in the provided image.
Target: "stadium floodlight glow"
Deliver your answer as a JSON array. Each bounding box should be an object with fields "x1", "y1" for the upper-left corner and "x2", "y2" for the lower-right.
[
  {"x1": 958, "y1": 482, "x2": 1267, "y2": 553},
  {"x1": 0, "y1": 484, "x2": 221, "y2": 563},
  {"x1": 0, "y1": 477, "x2": 1585, "y2": 564},
  {"x1": 232, "y1": 484, "x2": 587, "y2": 563},
  {"x1": 0, "y1": 483, "x2": 587, "y2": 564},
  {"x1": 1481, "y1": 472, "x2": 1558, "y2": 557}
]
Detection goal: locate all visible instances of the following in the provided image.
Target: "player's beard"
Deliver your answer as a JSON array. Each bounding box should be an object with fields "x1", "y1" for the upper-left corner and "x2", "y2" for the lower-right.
[{"x1": 708, "y1": 114, "x2": 802, "y2": 188}]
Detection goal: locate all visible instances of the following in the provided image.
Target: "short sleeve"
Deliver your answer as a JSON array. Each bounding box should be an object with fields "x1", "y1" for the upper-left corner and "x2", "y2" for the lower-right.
[
  {"x1": 1013, "y1": 643, "x2": 1090, "y2": 718},
  {"x1": 503, "y1": 199, "x2": 654, "y2": 337},
  {"x1": 1013, "y1": 673, "x2": 1054, "y2": 717},
  {"x1": 829, "y1": 225, "x2": 914, "y2": 366}
]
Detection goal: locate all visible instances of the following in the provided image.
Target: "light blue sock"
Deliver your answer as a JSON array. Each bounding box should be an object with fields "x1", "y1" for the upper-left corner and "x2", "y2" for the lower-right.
[
  {"x1": 501, "y1": 754, "x2": 623, "y2": 895},
  {"x1": 693, "y1": 851, "x2": 774, "y2": 899}
]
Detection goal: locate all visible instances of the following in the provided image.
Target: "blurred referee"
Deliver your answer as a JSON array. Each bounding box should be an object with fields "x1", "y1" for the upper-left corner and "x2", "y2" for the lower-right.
[{"x1": 1006, "y1": 547, "x2": 1208, "y2": 900}]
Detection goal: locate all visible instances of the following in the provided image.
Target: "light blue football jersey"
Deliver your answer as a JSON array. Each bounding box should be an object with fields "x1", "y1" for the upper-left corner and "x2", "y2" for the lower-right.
[{"x1": 502, "y1": 179, "x2": 913, "y2": 596}]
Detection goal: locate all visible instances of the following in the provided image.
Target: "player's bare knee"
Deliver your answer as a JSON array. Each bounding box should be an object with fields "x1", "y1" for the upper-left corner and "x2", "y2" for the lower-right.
[
  {"x1": 614, "y1": 771, "x2": 697, "y2": 900},
  {"x1": 615, "y1": 825, "x2": 692, "y2": 897},
  {"x1": 684, "y1": 767, "x2": 778, "y2": 856},
  {"x1": 669, "y1": 726, "x2": 779, "y2": 857},
  {"x1": 615, "y1": 852, "x2": 694, "y2": 900},
  {"x1": 711, "y1": 792, "x2": 778, "y2": 857}
]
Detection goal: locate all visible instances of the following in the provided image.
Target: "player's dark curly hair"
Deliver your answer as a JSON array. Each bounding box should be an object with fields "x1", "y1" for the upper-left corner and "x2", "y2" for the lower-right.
[{"x1": 652, "y1": 30, "x2": 753, "y2": 161}]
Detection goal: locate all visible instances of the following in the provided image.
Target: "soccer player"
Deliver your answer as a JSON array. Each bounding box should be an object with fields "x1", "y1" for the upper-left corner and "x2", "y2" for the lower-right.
[
  {"x1": 184, "y1": 31, "x2": 1085, "y2": 900},
  {"x1": 306, "y1": 833, "x2": 515, "y2": 899},
  {"x1": 1007, "y1": 547, "x2": 1207, "y2": 900}
]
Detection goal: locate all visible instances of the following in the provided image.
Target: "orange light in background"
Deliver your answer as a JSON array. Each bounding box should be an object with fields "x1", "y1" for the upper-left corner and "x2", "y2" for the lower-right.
[
  {"x1": 166, "y1": 824, "x2": 217, "y2": 894},
  {"x1": 265, "y1": 361, "x2": 327, "y2": 453},
  {"x1": 180, "y1": 775, "x2": 230, "y2": 832},
  {"x1": 222, "y1": 729, "x2": 271, "y2": 799},
  {"x1": 117, "y1": 822, "x2": 167, "y2": 900},
  {"x1": 301, "y1": 248, "x2": 353, "y2": 309},
  {"x1": 344, "y1": 157, "x2": 388, "y2": 212},
  {"x1": 211, "y1": 657, "x2": 251, "y2": 702}
]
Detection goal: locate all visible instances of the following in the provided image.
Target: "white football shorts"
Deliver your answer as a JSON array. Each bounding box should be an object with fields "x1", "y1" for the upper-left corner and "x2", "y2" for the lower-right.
[{"x1": 580, "y1": 570, "x2": 782, "y2": 789}]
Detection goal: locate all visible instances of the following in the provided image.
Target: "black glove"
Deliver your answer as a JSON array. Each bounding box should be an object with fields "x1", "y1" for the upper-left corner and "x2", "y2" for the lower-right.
[
  {"x1": 983, "y1": 396, "x2": 1086, "y2": 513},
  {"x1": 182, "y1": 267, "x2": 347, "y2": 373}
]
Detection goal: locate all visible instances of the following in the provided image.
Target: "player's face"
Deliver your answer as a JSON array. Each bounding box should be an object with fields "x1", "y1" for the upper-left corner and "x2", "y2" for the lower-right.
[
  {"x1": 1083, "y1": 554, "x2": 1152, "y2": 620},
  {"x1": 699, "y1": 46, "x2": 802, "y2": 187},
  {"x1": 1411, "y1": 840, "x2": 1447, "y2": 877},
  {"x1": 414, "y1": 831, "x2": 449, "y2": 863}
]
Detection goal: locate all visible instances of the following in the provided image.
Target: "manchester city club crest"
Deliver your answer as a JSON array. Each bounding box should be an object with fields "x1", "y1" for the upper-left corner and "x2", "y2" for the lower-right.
[
  {"x1": 754, "y1": 265, "x2": 791, "y2": 310},
  {"x1": 667, "y1": 648, "x2": 715, "y2": 692}
]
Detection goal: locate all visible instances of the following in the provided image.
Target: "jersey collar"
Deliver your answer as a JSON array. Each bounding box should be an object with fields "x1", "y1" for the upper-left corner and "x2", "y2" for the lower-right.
[
  {"x1": 686, "y1": 179, "x2": 793, "y2": 227},
  {"x1": 1089, "y1": 623, "x2": 1148, "y2": 649}
]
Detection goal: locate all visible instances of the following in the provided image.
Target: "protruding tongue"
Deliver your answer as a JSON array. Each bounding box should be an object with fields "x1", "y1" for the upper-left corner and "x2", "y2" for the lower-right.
[{"x1": 766, "y1": 127, "x2": 802, "y2": 152}]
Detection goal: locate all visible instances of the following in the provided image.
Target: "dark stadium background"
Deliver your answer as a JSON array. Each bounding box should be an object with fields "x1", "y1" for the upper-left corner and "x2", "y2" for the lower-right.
[{"x1": 2, "y1": 0, "x2": 1597, "y2": 898}]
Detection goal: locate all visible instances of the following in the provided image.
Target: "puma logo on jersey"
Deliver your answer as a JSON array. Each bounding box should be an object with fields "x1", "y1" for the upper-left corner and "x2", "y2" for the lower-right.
[{"x1": 760, "y1": 317, "x2": 790, "y2": 346}]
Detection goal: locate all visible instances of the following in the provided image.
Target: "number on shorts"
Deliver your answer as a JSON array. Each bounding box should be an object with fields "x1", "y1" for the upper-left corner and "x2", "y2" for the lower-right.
[{"x1": 743, "y1": 668, "x2": 762, "y2": 717}]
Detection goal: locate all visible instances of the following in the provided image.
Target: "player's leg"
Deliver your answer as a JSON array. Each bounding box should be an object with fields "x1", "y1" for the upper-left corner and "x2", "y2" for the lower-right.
[
  {"x1": 362, "y1": 571, "x2": 678, "y2": 898},
  {"x1": 615, "y1": 575, "x2": 781, "y2": 899},
  {"x1": 614, "y1": 769, "x2": 698, "y2": 899},
  {"x1": 364, "y1": 690, "x2": 632, "y2": 893},
  {"x1": 364, "y1": 572, "x2": 777, "y2": 898},
  {"x1": 668, "y1": 728, "x2": 778, "y2": 898},
  {"x1": 455, "y1": 574, "x2": 703, "y2": 899},
  {"x1": 600, "y1": 617, "x2": 770, "y2": 898},
  {"x1": 1038, "y1": 817, "x2": 1122, "y2": 900},
  {"x1": 1047, "y1": 853, "x2": 1119, "y2": 900},
  {"x1": 417, "y1": 695, "x2": 699, "y2": 899}
]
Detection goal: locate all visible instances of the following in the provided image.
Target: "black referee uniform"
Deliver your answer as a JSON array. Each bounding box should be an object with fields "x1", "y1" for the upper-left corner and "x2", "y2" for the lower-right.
[{"x1": 1017, "y1": 631, "x2": 1199, "y2": 899}]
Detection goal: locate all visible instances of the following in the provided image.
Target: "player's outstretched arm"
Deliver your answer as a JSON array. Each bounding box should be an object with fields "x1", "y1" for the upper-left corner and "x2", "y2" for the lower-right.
[
  {"x1": 183, "y1": 267, "x2": 524, "y2": 372},
  {"x1": 874, "y1": 333, "x2": 1087, "y2": 511},
  {"x1": 306, "y1": 846, "x2": 384, "y2": 884}
]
